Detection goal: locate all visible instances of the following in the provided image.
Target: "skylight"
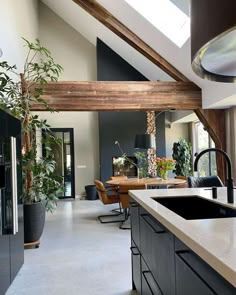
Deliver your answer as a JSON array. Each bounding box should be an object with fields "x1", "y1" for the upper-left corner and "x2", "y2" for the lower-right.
[{"x1": 125, "y1": 0, "x2": 190, "y2": 48}]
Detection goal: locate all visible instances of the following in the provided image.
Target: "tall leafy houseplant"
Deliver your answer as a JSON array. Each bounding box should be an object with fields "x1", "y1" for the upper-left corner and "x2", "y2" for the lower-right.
[
  {"x1": 172, "y1": 138, "x2": 192, "y2": 177},
  {"x1": 0, "y1": 39, "x2": 63, "y2": 243}
]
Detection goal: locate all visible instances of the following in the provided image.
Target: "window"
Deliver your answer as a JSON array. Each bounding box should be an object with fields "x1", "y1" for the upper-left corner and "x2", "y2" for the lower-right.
[
  {"x1": 193, "y1": 122, "x2": 217, "y2": 176},
  {"x1": 125, "y1": 0, "x2": 190, "y2": 47}
]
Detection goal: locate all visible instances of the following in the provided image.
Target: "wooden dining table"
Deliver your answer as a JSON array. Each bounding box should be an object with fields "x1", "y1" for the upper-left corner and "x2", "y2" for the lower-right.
[{"x1": 106, "y1": 177, "x2": 186, "y2": 189}]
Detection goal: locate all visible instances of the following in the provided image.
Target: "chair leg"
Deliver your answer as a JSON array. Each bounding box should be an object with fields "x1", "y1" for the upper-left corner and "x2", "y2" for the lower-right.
[
  {"x1": 111, "y1": 203, "x2": 123, "y2": 214},
  {"x1": 119, "y1": 208, "x2": 131, "y2": 230},
  {"x1": 98, "y1": 212, "x2": 125, "y2": 224}
]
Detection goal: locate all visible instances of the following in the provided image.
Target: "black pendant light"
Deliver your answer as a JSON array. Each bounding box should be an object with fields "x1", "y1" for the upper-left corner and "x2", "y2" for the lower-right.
[
  {"x1": 191, "y1": 0, "x2": 236, "y2": 82},
  {"x1": 134, "y1": 134, "x2": 156, "y2": 149}
]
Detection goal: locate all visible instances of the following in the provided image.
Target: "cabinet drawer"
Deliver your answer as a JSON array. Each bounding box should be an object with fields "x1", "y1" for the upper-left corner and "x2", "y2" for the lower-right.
[
  {"x1": 141, "y1": 258, "x2": 162, "y2": 295},
  {"x1": 175, "y1": 238, "x2": 236, "y2": 295},
  {"x1": 140, "y1": 211, "x2": 175, "y2": 295},
  {"x1": 131, "y1": 240, "x2": 141, "y2": 294},
  {"x1": 176, "y1": 252, "x2": 215, "y2": 295}
]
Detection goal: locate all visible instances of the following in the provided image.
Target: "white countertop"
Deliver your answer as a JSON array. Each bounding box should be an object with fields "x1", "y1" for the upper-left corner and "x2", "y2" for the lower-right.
[{"x1": 129, "y1": 187, "x2": 236, "y2": 288}]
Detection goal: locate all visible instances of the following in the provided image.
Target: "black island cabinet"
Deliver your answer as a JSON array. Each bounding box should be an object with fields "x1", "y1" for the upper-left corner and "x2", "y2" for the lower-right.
[
  {"x1": 130, "y1": 197, "x2": 236, "y2": 295},
  {"x1": 0, "y1": 110, "x2": 24, "y2": 295}
]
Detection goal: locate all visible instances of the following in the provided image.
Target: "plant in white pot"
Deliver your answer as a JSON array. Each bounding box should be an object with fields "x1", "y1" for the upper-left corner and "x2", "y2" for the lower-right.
[{"x1": 0, "y1": 38, "x2": 64, "y2": 243}]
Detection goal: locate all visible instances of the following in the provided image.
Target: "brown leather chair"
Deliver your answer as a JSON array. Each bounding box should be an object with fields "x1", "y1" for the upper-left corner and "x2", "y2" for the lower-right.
[
  {"x1": 118, "y1": 183, "x2": 146, "y2": 229},
  {"x1": 94, "y1": 180, "x2": 125, "y2": 224}
]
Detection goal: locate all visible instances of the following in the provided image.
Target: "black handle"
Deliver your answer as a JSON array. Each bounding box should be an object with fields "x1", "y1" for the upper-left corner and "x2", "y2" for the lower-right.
[
  {"x1": 141, "y1": 214, "x2": 165, "y2": 234},
  {"x1": 130, "y1": 202, "x2": 138, "y2": 207},
  {"x1": 130, "y1": 246, "x2": 140, "y2": 256}
]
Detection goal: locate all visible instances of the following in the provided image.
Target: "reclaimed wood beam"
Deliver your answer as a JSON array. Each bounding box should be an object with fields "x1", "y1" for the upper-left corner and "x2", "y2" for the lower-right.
[
  {"x1": 31, "y1": 81, "x2": 201, "y2": 111},
  {"x1": 72, "y1": 0, "x2": 189, "y2": 82}
]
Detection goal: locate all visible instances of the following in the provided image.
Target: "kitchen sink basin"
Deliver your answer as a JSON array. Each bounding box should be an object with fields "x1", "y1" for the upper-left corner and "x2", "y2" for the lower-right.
[{"x1": 152, "y1": 196, "x2": 236, "y2": 220}]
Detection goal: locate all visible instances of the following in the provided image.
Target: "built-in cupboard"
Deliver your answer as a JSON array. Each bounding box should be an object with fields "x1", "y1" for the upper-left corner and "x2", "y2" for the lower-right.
[{"x1": 0, "y1": 111, "x2": 24, "y2": 294}]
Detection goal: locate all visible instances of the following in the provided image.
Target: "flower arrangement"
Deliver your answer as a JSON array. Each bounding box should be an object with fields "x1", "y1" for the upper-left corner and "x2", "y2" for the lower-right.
[{"x1": 156, "y1": 157, "x2": 175, "y2": 180}]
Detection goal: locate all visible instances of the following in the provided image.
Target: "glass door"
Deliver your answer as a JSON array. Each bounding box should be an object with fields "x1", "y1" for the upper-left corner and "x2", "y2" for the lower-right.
[{"x1": 43, "y1": 128, "x2": 75, "y2": 199}]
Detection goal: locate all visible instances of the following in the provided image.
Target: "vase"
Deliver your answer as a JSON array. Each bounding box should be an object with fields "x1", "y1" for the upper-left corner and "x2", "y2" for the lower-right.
[{"x1": 160, "y1": 170, "x2": 168, "y2": 180}]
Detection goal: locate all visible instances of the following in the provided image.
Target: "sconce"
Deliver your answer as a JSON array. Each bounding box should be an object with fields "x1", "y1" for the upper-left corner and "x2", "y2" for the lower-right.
[{"x1": 191, "y1": 0, "x2": 236, "y2": 82}]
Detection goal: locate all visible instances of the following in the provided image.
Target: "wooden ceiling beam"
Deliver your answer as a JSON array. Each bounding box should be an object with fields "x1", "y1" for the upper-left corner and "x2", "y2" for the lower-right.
[
  {"x1": 72, "y1": 0, "x2": 189, "y2": 82},
  {"x1": 30, "y1": 81, "x2": 201, "y2": 111}
]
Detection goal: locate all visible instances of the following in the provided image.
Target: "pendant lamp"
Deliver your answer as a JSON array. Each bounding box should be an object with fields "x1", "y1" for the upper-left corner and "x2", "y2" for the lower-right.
[
  {"x1": 134, "y1": 134, "x2": 156, "y2": 149},
  {"x1": 191, "y1": 0, "x2": 236, "y2": 82}
]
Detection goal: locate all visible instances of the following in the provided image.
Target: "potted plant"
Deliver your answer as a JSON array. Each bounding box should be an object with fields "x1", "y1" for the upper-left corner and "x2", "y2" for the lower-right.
[
  {"x1": 172, "y1": 138, "x2": 192, "y2": 177},
  {"x1": 0, "y1": 38, "x2": 63, "y2": 243}
]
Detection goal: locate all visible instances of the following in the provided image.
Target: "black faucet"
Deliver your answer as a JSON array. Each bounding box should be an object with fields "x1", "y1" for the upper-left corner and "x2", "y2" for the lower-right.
[{"x1": 194, "y1": 148, "x2": 234, "y2": 203}]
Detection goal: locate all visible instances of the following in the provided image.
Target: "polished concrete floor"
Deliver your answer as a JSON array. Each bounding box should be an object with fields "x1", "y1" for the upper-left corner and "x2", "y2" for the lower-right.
[{"x1": 7, "y1": 200, "x2": 136, "y2": 295}]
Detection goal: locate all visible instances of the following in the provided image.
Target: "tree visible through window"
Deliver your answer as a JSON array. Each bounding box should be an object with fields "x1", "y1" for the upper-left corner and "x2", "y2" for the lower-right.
[{"x1": 194, "y1": 122, "x2": 217, "y2": 176}]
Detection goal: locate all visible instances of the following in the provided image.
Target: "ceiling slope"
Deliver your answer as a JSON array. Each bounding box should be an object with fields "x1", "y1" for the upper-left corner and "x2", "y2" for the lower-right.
[{"x1": 41, "y1": 0, "x2": 236, "y2": 108}]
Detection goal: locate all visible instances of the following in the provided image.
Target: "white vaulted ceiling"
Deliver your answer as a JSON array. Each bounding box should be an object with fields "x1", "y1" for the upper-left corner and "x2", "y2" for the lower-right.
[{"x1": 41, "y1": 0, "x2": 236, "y2": 109}]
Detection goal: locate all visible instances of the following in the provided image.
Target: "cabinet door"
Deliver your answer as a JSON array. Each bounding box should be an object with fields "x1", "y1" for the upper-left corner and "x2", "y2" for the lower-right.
[
  {"x1": 131, "y1": 240, "x2": 141, "y2": 294},
  {"x1": 141, "y1": 258, "x2": 162, "y2": 295},
  {"x1": 10, "y1": 204, "x2": 24, "y2": 282},
  {"x1": 140, "y1": 209, "x2": 175, "y2": 295},
  {"x1": 0, "y1": 235, "x2": 10, "y2": 295},
  {"x1": 130, "y1": 199, "x2": 140, "y2": 249},
  {"x1": 176, "y1": 252, "x2": 215, "y2": 295}
]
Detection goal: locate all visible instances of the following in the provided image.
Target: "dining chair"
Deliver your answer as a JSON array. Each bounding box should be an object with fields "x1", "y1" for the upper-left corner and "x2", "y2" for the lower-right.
[
  {"x1": 118, "y1": 183, "x2": 146, "y2": 229},
  {"x1": 187, "y1": 176, "x2": 224, "y2": 188},
  {"x1": 94, "y1": 180, "x2": 125, "y2": 224}
]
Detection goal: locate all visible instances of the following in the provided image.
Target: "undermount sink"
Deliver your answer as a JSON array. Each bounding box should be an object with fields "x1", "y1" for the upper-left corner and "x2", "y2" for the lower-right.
[{"x1": 152, "y1": 196, "x2": 236, "y2": 220}]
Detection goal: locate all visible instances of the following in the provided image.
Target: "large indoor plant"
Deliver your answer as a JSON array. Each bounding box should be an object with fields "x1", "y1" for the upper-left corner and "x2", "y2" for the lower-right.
[
  {"x1": 0, "y1": 38, "x2": 63, "y2": 243},
  {"x1": 172, "y1": 138, "x2": 192, "y2": 177}
]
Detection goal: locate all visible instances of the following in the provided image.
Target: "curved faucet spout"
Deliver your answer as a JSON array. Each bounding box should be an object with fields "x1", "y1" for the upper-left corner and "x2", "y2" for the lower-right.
[{"x1": 194, "y1": 148, "x2": 234, "y2": 203}]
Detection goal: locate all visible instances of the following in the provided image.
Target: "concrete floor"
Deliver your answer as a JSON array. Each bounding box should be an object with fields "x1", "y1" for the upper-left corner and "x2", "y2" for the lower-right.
[{"x1": 7, "y1": 200, "x2": 136, "y2": 295}]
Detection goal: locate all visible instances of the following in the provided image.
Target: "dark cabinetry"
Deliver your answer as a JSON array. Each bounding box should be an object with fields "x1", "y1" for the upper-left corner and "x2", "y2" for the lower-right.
[
  {"x1": 130, "y1": 199, "x2": 236, "y2": 295},
  {"x1": 140, "y1": 207, "x2": 175, "y2": 295},
  {"x1": 175, "y1": 238, "x2": 235, "y2": 295},
  {"x1": 0, "y1": 111, "x2": 24, "y2": 295}
]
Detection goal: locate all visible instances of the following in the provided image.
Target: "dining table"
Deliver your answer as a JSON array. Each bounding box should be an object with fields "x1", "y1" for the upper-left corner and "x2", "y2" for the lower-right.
[{"x1": 106, "y1": 177, "x2": 187, "y2": 189}]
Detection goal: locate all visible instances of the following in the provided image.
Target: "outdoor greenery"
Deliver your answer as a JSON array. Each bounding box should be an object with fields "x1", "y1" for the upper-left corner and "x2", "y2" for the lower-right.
[
  {"x1": 0, "y1": 38, "x2": 64, "y2": 212},
  {"x1": 172, "y1": 138, "x2": 192, "y2": 177}
]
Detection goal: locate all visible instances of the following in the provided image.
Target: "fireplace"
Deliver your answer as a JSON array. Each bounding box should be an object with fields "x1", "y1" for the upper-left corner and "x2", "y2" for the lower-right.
[{"x1": 112, "y1": 156, "x2": 137, "y2": 177}]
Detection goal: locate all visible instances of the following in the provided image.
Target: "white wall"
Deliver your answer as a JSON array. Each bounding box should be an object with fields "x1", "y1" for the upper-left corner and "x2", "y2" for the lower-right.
[
  {"x1": 0, "y1": 0, "x2": 38, "y2": 70},
  {"x1": 39, "y1": 2, "x2": 97, "y2": 80},
  {"x1": 37, "y1": 3, "x2": 99, "y2": 196},
  {"x1": 37, "y1": 112, "x2": 99, "y2": 197},
  {"x1": 165, "y1": 123, "x2": 190, "y2": 159}
]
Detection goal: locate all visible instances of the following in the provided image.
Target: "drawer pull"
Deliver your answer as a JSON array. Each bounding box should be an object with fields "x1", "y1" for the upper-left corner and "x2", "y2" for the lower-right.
[
  {"x1": 130, "y1": 246, "x2": 140, "y2": 256},
  {"x1": 130, "y1": 202, "x2": 138, "y2": 207},
  {"x1": 141, "y1": 214, "x2": 165, "y2": 234}
]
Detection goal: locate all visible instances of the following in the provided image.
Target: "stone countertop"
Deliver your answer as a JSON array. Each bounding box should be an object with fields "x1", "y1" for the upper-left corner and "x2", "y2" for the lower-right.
[{"x1": 129, "y1": 187, "x2": 236, "y2": 287}]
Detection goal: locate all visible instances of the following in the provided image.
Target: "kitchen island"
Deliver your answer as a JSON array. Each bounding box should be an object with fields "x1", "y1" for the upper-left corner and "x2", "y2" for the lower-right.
[{"x1": 129, "y1": 187, "x2": 236, "y2": 294}]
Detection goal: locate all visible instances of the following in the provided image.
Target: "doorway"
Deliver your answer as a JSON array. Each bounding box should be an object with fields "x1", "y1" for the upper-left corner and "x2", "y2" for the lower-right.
[{"x1": 43, "y1": 128, "x2": 75, "y2": 199}]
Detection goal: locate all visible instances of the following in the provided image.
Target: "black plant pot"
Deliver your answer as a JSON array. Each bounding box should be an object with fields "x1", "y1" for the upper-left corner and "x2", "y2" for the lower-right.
[{"x1": 23, "y1": 202, "x2": 46, "y2": 243}]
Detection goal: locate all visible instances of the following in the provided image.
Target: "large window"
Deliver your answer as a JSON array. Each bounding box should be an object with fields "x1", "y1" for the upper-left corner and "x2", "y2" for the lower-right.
[
  {"x1": 194, "y1": 122, "x2": 217, "y2": 176},
  {"x1": 125, "y1": 0, "x2": 190, "y2": 47}
]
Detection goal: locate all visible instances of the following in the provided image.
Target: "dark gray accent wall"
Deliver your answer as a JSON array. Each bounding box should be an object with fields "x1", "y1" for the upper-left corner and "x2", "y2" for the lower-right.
[{"x1": 97, "y1": 38, "x2": 168, "y2": 181}]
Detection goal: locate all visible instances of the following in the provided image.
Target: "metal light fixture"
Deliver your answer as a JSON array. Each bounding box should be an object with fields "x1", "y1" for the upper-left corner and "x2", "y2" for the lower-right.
[
  {"x1": 191, "y1": 0, "x2": 236, "y2": 82},
  {"x1": 134, "y1": 134, "x2": 156, "y2": 149}
]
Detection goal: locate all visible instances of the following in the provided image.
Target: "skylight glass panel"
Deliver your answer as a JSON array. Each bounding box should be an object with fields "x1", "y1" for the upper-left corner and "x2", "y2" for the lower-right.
[{"x1": 125, "y1": 0, "x2": 190, "y2": 47}]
